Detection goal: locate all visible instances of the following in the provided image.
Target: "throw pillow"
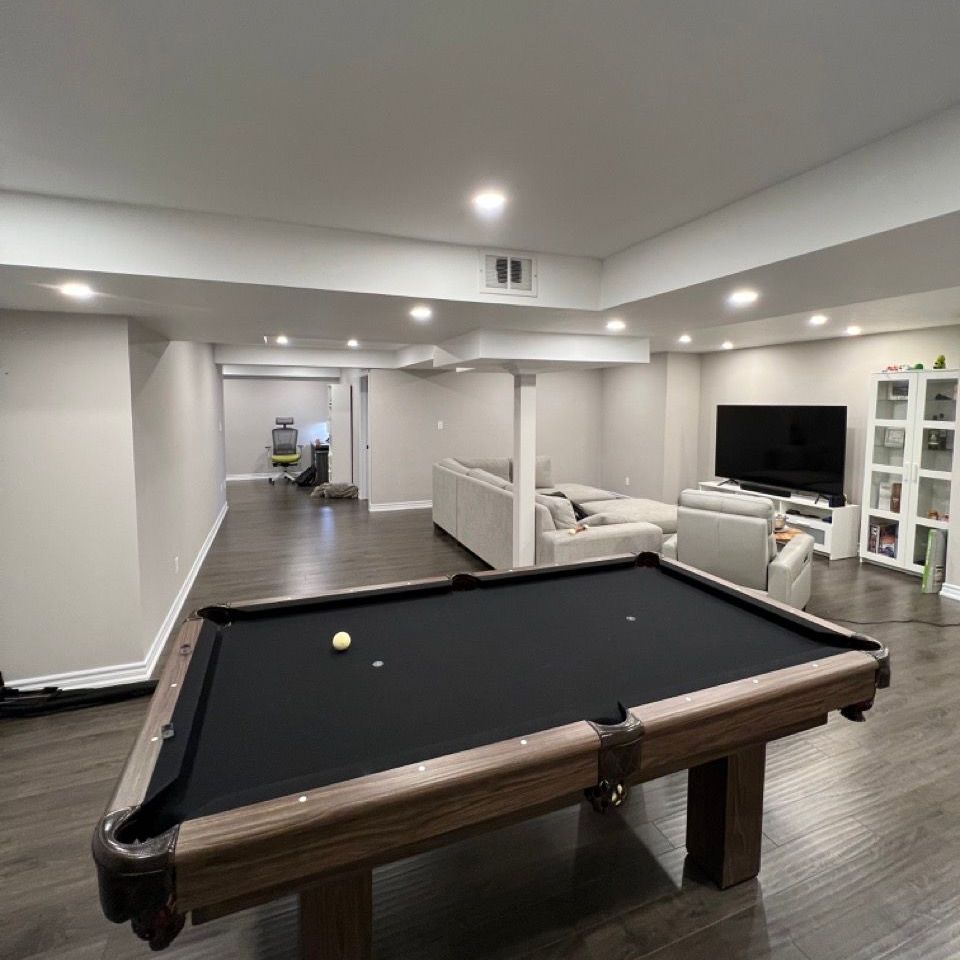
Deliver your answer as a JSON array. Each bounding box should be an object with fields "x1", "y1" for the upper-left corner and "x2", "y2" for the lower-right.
[
  {"x1": 543, "y1": 491, "x2": 588, "y2": 521},
  {"x1": 535, "y1": 492, "x2": 577, "y2": 529}
]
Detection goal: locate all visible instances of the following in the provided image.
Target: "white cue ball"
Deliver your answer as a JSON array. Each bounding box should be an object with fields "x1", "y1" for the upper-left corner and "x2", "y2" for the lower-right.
[{"x1": 332, "y1": 631, "x2": 351, "y2": 652}]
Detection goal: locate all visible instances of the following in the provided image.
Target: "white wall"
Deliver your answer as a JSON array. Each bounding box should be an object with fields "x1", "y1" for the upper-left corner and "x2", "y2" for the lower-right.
[
  {"x1": 367, "y1": 369, "x2": 603, "y2": 505},
  {"x1": 223, "y1": 377, "x2": 331, "y2": 476},
  {"x1": 129, "y1": 332, "x2": 227, "y2": 651},
  {"x1": 0, "y1": 312, "x2": 144, "y2": 683}
]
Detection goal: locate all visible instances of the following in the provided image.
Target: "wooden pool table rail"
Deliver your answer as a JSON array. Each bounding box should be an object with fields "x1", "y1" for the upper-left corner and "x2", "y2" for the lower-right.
[{"x1": 93, "y1": 554, "x2": 888, "y2": 958}]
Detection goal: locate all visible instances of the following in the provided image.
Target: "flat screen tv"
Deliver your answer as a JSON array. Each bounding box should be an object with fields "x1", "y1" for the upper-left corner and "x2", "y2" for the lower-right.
[{"x1": 715, "y1": 405, "x2": 847, "y2": 498}]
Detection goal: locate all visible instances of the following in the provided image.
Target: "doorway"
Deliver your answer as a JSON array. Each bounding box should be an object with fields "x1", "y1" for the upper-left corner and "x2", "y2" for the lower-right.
[{"x1": 359, "y1": 374, "x2": 370, "y2": 500}]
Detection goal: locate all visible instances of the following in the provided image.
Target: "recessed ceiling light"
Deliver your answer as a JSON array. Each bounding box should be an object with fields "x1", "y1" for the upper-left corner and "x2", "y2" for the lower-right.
[
  {"x1": 721, "y1": 341, "x2": 734, "y2": 350},
  {"x1": 606, "y1": 318, "x2": 626, "y2": 332},
  {"x1": 59, "y1": 281, "x2": 95, "y2": 300},
  {"x1": 809, "y1": 314, "x2": 828, "y2": 326},
  {"x1": 846, "y1": 325, "x2": 862, "y2": 336},
  {"x1": 678, "y1": 334, "x2": 692, "y2": 344},
  {"x1": 347, "y1": 338, "x2": 359, "y2": 348},
  {"x1": 471, "y1": 189, "x2": 507, "y2": 215},
  {"x1": 727, "y1": 288, "x2": 758, "y2": 307},
  {"x1": 455, "y1": 367, "x2": 474, "y2": 373},
  {"x1": 409, "y1": 305, "x2": 433, "y2": 321},
  {"x1": 275, "y1": 335, "x2": 289, "y2": 345}
]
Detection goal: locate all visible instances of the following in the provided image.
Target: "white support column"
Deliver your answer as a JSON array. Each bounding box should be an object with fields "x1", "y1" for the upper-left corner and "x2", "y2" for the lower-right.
[{"x1": 512, "y1": 373, "x2": 537, "y2": 567}]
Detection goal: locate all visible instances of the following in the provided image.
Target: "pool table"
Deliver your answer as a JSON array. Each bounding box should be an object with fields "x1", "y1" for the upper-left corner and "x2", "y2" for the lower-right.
[{"x1": 93, "y1": 553, "x2": 889, "y2": 958}]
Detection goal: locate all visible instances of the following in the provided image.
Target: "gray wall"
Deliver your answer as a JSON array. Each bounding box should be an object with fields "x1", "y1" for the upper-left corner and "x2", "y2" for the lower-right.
[
  {"x1": 598, "y1": 353, "x2": 701, "y2": 502},
  {"x1": 600, "y1": 356, "x2": 667, "y2": 498},
  {"x1": 129, "y1": 332, "x2": 227, "y2": 650},
  {"x1": 0, "y1": 312, "x2": 144, "y2": 682},
  {"x1": 698, "y1": 326, "x2": 960, "y2": 502},
  {"x1": 223, "y1": 377, "x2": 331, "y2": 476},
  {"x1": 662, "y1": 352, "x2": 702, "y2": 503},
  {"x1": 698, "y1": 326, "x2": 960, "y2": 582},
  {"x1": 368, "y1": 369, "x2": 603, "y2": 505}
]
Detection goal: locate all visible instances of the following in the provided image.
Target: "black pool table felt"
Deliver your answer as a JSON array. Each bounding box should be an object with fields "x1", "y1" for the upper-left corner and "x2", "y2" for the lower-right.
[{"x1": 140, "y1": 564, "x2": 849, "y2": 835}]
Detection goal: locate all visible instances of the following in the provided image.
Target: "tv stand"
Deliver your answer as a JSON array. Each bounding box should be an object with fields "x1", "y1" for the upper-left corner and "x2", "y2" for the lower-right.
[{"x1": 698, "y1": 479, "x2": 860, "y2": 561}]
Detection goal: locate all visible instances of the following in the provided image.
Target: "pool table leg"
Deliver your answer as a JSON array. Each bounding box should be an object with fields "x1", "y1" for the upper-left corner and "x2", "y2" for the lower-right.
[
  {"x1": 685, "y1": 743, "x2": 766, "y2": 889},
  {"x1": 300, "y1": 869, "x2": 372, "y2": 960}
]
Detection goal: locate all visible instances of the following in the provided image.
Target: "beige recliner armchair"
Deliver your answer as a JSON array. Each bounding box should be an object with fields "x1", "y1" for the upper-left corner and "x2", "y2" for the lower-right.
[{"x1": 662, "y1": 489, "x2": 815, "y2": 609}]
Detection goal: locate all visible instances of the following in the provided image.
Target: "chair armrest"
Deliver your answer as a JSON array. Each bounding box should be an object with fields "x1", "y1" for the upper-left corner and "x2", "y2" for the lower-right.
[
  {"x1": 768, "y1": 533, "x2": 815, "y2": 608},
  {"x1": 662, "y1": 533, "x2": 678, "y2": 560},
  {"x1": 539, "y1": 521, "x2": 663, "y2": 565}
]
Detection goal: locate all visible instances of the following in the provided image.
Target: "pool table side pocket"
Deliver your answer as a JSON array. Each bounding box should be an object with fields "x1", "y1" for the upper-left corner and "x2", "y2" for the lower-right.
[
  {"x1": 105, "y1": 617, "x2": 204, "y2": 812},
  {"x1": 173, "y1": 720, "x2": 602, "y2": 913}
]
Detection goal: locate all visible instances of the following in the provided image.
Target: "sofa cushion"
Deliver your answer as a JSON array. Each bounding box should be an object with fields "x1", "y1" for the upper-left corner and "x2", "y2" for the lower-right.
[
  {"x1": 437, "y1": 457, "x2": 470, "y2": 475},
  {"x1": 535, "y1": 456, "x2": 552, "y2": 488},
  {"x1": 580, "y1": 497, "x2": 678, "y2": 534},
  {"x1": 535, "y1": 492, "x2": 577, "y2": 530},
  {"x1": 542, "y1": 491, "x2": 587, "y2": 521},
  {"x1": 459, "y1": 457, "x2": 512, "y2": 480},
  {"x1": 545, "y1": 483, "x2": 619, "y2": 504},
  {"x1": 467, "y1": 468, "x2": 513, "y2": 490},
  {"x1": 578, "y1": 512, "x2": 621, "y2": 526},
  {"x1": 514, "y1": 456, "x2": 553, "y2": 487}
]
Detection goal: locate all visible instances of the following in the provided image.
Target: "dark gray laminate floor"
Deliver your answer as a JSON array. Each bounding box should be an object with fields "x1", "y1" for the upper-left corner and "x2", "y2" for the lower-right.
[{"x1": 3, "y1": 480, "x2": 959, "y2": 960}]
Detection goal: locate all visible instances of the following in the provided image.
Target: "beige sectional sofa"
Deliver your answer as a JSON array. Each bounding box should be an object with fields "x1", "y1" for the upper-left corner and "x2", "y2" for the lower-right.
[{"x1": 432, "y1": 456, "x2": 677, "y2": 569}]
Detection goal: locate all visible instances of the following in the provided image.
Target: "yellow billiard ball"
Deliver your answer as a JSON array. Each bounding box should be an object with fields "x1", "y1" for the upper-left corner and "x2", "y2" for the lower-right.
[{"x1": 332, "y1": 631, "x2": 352, "y2": 652}]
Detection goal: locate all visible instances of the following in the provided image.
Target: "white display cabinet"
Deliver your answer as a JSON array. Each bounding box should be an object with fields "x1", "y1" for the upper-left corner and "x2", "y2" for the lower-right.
[{"x1": 859, "y1": 370, "x2": 956, "y2": 574}]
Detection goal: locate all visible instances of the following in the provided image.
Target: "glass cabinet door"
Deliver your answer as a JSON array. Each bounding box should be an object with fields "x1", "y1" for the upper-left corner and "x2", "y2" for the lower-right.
[
  {"x1": 906, "y1": 374, "x2": 956, "y2": 571},
  {"x1": 873, "y1": 375, "x2": 914, "y2": 422},
  {"x1": 862, "y1": 373, "x2": 918, "y2": 566}
]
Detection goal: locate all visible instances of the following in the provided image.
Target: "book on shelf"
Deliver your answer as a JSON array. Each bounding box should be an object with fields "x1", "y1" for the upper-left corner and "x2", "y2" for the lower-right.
[
  {"x1": 868, "y1": 520, "x2": 898, "y2": 558},
  {"x1": 877, "y1": 481, "x2": 892, "y2": 511}
]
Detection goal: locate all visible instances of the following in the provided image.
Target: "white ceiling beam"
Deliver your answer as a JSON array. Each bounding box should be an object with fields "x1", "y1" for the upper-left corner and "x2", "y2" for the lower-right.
[
  {"x1": 0, "y1": 192, "x2": 600, "y2": 311},
  {"x1": 214, "y1": 344, "x2": 396, "y2": 368},
  {"x1": 432, "y1": 329, "x2": 650, "y2": 370},
  {"x1": 602, "y1": 105, "x2": 960, "y2": 308},
  {"x1": 221, "y1": 364, "x2": 341, "y2": 380},
  {"x1": 395, "y1": 344, "x2": 437, "y2": 369}
]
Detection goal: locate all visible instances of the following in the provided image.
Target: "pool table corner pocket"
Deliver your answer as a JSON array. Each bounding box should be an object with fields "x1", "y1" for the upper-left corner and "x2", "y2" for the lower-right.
[
  {"x1": 585, "y1": 707, "x2": 644, "y2": 813},
  {"x1": 92, "y1": 805, "x2": 182, "y2": 949}
]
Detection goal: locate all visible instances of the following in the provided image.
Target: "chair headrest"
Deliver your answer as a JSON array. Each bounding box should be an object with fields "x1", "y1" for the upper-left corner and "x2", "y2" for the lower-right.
[{"x1": 678, "y1": 488, "x2": 775, "y2": 520}]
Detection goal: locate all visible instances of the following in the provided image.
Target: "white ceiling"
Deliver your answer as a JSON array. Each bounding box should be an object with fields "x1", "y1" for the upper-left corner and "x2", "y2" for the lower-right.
[{"x1": 3, "y1": 1, "x2": 960, "y2": 258}]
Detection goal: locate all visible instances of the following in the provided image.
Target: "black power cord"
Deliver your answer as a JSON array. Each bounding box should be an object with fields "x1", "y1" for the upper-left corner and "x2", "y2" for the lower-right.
[
  {"x1": 0, "y1": 678, "x2": 157, "y2": 718},
  {"x1": 816, "y1": 615, "x2": 960, "y2": 628}
]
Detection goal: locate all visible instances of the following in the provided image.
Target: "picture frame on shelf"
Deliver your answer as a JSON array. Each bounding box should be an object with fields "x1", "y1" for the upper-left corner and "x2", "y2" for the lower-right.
[
  {"x1": 883, "y1": 427, "x2": 906, "y2": 448},
  {"x1": 889, "y1": 381, "x2": 910, "y2": 399}
]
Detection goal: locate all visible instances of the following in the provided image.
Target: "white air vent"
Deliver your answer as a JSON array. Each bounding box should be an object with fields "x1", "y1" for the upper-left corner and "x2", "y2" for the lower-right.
[{"x1": 480, "y1": 251, "x2": 538, "y2": 297}]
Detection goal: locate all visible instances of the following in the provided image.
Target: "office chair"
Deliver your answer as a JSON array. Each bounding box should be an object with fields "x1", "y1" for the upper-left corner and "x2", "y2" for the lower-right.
[{"x1": 267, "y1": 417, "x2": 303, "y2": 484}]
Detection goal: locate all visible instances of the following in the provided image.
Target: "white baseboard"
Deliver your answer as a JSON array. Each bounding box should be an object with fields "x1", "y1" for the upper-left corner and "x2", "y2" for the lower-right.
[
  {"x1": 368, "y1": 499, "x2": 433, "y2": 512},
  {"x1": 941, "y1": 582, "x2": 960, "y2": 603},
  {"x1": 9, "y1": 501, "x2": 229, "y2": 691},
  {"x1": 226, "y1": 473, "x2": 273, "y2": 481}
]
